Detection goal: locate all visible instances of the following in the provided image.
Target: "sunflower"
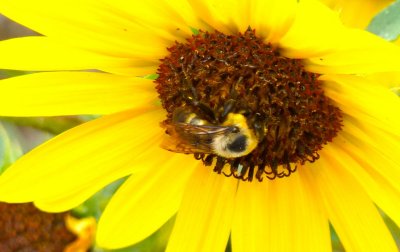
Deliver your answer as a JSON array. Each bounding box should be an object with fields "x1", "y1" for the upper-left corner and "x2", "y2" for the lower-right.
[{"x1": 1, "y1": 0, "x2": 400, "y2": 251}]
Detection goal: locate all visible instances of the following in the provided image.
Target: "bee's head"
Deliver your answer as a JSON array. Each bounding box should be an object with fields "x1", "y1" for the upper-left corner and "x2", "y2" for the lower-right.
[{"x1": 212, "y1": 113, "x2": 259, "y2": 158}]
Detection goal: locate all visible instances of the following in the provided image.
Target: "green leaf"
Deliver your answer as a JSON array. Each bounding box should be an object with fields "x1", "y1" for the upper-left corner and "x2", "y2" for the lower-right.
[
  {"x1": 367, "y1": 0, "x2": 400, "y2": 41},
  {"x1": 143, "y1": 73, "x2": 159, "y2": 80},
  {"x1": 190, "y1": 27, "x2": 200, "y2": 35},
  {"x1": 330, "y1": 224, "x2": 345, "y2": 251},
  {"x1": 384, "y1": 215, "x2": 400, "y2": 245}
]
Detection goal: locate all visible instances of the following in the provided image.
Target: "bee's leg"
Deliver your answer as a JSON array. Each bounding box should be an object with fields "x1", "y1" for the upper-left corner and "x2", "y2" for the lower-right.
[
  {"x1": 251, "y1": 113, "x2": 266, "y2": 141},
  {"x1": 186, "y1": 79, "x2": 216, "y2": 123},
  {"x1": 195, "y1": 102, "x2": 217, "y2": 123}
]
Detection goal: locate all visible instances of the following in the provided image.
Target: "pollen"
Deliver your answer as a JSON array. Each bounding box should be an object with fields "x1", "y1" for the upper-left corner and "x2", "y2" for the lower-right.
[{"x1": 155, "y1": 29, "x2": 343, "y2": 181}]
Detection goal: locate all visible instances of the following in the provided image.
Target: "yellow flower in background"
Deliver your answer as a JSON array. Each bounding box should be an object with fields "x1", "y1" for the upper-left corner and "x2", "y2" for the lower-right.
[
  {"x1": 65, "y1": 215, "x2": 97, "y2": 252},
  {"x1": 0, "y1": 0, "x2": 400, "y2": 251},
  {"x1": 0, "y1": 202, "x2": 94, "y2": 251}
]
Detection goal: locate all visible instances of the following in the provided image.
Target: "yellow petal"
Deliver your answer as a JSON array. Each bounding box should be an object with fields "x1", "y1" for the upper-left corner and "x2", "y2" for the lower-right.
[
  {"x1": 0, "y1": 108, "x2": 165, "y2": 210},
  {"x1": 166, "y1": 165, "x2": 237, "y2": 252},
  {"x1": 302, "y1": 28, "x2": 400, "y2": 75},
  {"x1": 101, "y1": 0, "x2": 204, "y2": 41},
  {"x1": 34, "y1": 135, "x2": 180, "y2": 213},
  {"x1": 0, "y1": 37, "x2": 137, "y2": 71},
  {"x1": 252, "y1": 0, "x2": 297, "y2": 44},
  {"x1": 190, "y1": 0, "x2": 297, "y2": 41},
  {"x1": 164, "y1": 0, "x2": 208, "y2": 31},
  {"x1": 232, "y1": 170, "x2": 330, "y2": 252},
  {"x1": 306, "y1": 39, "x2": 400, "y2": 74},
  {"x1": 321, "y1": 0, "x2": 393, "y2": 29},
  {"x1": 188, "y1": 0, "x2": 250, "y2": 34},
  {"x1": 279, "y1": 0, "x2": 346, "y2": 58},
  {"x1": 339, "y1": 119, "x2": 400, "y2": 191},
  {"x1": 0, "y1": 72, "x2": 157, "y2": 116},
  {"x1": 328, "y1": 135, "x2": 400, "y2": 230},
  {"x1": 97, "y1": 153, "x2": 197, "y2": 249},
  {"x1": 365, "y1": 71, "x2": 400, "y2": 88},
  {"x1": 322, "y1": 74, "x2": 400, "y2": 135},
  {"x1": 0, "y1": 0, "x2": 172, "y2": 59},
  {"x1": 280, "y1": 0, "x2": 400, "y2": 73},
  {"x1": 309, "y1": 149, "x2": 398, "y2": 252}
]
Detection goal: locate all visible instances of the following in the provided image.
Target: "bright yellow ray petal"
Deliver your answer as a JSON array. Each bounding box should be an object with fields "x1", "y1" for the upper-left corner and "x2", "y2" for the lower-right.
[
  {"x1": 190, "y1": 0, "x2": 297, "y2": 41},
  {"x1": 0, "y1": 37, "x2": 137, "y2": 71},
  {"x1": 280, "y1": 0, "x2": 400, "y2": 72},
  {"x1": 100, "y1": 0, "x2": 205, "y2": 41},
  {"x1": 0, "y1": 72, "x2": 157, "y2": 116},
  {"x1": 251, "y1": 0, "x2": 297, "y2": 44},
  {"x1": 309, "y1": 150, "x2": 398, "y2": 252},
  {"x1": 188, "y1": 0, "x2": 249, "y2": 34},
  {"x1": 322, "y1": 74, "x2": 400, "y2": 136},
  {"x1": 33, "y1": 140, "x2": 174, "y2": 212},
  {"x1": 339, "y1": 119, "x2": 400, "y2": 190},
  {"x1": 34, "y1": 182, "x2": 115, "y2": 213},
  {"x1": 97, "y1": 153, "x2": 197, "y2": 249},
  {"x1": 0, "y1": 0, "x2": 172, "y2": 59},
  {"x1": 231, "y1": 181, "x2": 268, "y2": 252},
  {"x1": 164, "y1": 0, "x2": 208, "y2": 30},
  {"x1": 328, "y1": 135, "x2": 400, "y2": 230},
  {"x1": 365, "y1": 71, "x2": 400, "y2": 88},
  {"x1": 279, "y1": 0, "x2": 346, "y2": 58},
  {"x1": 232, "y1": 170, "x2": 330, "y2": 252},
  {"x1": 0, "y1": 108, "x2": 164, "y2": 207},
  {"x1": 306, "y1": 41, "x2": 400, "y2": 74},
  {"x1": 321, "y1": 0, "x2": 393, "y2": 29},
  {"x1": 166, "y1": 165, "x2": 237, "y2": 252}
]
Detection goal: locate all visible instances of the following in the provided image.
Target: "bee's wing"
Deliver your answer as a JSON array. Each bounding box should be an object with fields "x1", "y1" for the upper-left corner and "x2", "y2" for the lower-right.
[{"x1": 161, "y1": 123, "x2": 233, "y2": 154}]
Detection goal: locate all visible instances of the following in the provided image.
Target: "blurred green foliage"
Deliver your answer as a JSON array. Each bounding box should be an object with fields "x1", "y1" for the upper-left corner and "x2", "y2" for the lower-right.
[
  {"x1": 2, "y1": 116, "x2": 85, "y2": 135},
  {"x1": 367, "y1": 0, "x2": 400, "y2": 41},
  {"x1": 73, "y1": 179, "x2": 126, "y2": 220},
  {"x1": 392, "y1": 87, "x2": 400, "y2": 96},
  {"x1": 0, "y1": 121, "x2": 23, "y2": 174}
]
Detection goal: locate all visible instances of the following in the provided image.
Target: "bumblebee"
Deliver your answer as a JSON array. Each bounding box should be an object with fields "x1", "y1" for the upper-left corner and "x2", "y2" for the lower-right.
[{"x1": 162, "y1": 107, "x2": 259, "y2": 158}]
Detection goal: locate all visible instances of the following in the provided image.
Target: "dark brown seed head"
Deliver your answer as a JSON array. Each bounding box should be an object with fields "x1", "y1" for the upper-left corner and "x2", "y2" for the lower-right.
[{"x1": 156, "y1": 29, "x2": 342, "y2": 181}]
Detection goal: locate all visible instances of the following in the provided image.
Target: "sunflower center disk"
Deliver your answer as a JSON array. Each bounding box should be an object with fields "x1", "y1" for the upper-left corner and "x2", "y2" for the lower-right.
[{"x1": 155, "y1": 29, "x2": 342, "y2": 181}]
